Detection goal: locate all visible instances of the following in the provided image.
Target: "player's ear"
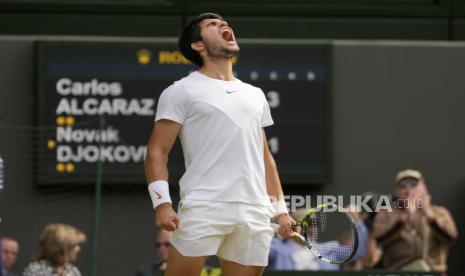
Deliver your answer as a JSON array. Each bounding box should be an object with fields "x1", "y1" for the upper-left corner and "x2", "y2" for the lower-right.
[{"x1": 191, "y1": 41, "x2": 204, "y2": 52}]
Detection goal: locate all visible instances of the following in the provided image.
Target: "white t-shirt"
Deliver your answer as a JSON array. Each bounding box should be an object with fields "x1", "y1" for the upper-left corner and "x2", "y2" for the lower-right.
[{"x1": 155, "y1": 71, "x2": 274, "y2": 206}]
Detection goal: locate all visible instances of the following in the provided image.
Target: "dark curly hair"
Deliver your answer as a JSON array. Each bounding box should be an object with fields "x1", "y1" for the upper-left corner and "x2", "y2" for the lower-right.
[{"x1": 178, "y1": 13, "x2": 224, "y2": 67}]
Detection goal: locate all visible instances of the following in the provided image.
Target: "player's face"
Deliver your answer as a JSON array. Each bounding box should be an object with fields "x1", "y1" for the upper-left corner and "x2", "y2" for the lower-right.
[
  {"x1": 1, "y1": 239, "x2": 19, "y2": 269},
  {"x1": 198, "y1": 18, "x2": 240, "y2": 60}
]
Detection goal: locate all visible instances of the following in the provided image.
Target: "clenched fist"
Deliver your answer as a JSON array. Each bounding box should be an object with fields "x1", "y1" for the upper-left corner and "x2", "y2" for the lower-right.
[
  {"x1": 276, "y1": 213, "x2": 300, "y2": 239},
  {"x1": 155, "y1": 203, "x2": 180, "y2": 231}
]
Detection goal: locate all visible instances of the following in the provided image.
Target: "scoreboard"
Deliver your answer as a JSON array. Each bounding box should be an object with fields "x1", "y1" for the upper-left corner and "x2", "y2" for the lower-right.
[{"x1": 36, "y1": 40, "x2": 330, "y2": 185}]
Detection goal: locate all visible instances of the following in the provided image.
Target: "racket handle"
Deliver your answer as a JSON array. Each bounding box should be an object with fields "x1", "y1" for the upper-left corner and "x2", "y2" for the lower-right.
[
  {"x1": 291, "y1": 221, "x2": 302, "y2": 229},
  {"x1": 290, "y1": 232, "x2": 306, "y2": 243},
  {"x1": 272, "y1": 223, "x2": 306, "y2": 243}
]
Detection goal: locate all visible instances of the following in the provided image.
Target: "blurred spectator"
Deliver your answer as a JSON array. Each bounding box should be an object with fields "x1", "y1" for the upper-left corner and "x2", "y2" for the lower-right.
[
  {"x1": 1, "y1": 236, "x2": 20, "y2": 276},
  {"x1": 136, "y1": 229, "x2": 215, "y2": 276},
  {"x1": 286, "y1": 206, "x2": 369, "y2": 271},
  {"x1": 289, "y1": 240, "x2": 319, "y2": 271},
  {"x1": 340, "y1": 205, "x2": 370, "y2": 271},
  {"x1": 23, "y1": 223, "x2": 86, "y2": 276},
  {"x1": 267, "y1": 236, "x2": 295, "y2": 270},
  {"x1": 136, "y1": 230, "x2": 171, "y2": 276},
  {"x1": 373, "y1": 169, "x2": 458, "y2": 274},
  {"x1": 358, "y1": 192, "x2": 383, "y2": 268},
  {"x1": 288, "y1": 209, "x2": 319, "y2": 270}
]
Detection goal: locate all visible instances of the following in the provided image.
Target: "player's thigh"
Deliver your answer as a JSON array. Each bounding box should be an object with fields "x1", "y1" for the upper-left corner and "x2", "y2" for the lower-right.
[
  {"x1": 219, "y1": 258, "x2": 265, "y2": 276},
  {"x1": 165, "y1": 245, "x2": 208, "y2": 276},
  {"x1": 217, "y1": 204, "x2": 274, "y2": 267}
]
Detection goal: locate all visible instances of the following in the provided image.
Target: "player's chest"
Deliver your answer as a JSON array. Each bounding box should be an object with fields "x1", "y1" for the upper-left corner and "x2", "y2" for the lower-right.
[{"x1": 188, "y1": 85, "x2": 262, "y2": 120}]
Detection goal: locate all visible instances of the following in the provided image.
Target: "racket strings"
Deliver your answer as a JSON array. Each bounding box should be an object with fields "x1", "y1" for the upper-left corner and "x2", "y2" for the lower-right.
[{"x1": 304, "y1": 208, "x2": 357, "y2": 263}]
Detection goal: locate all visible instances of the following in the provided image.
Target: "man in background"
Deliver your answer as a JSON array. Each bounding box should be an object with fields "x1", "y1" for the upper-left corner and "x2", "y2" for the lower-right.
[
  {"x1": 1, "y1": 236, "x2": 19, "y2": 276},
  {"x1": 373, "y1": 169, "x2": 457, "y2": 275},
  {"x1": 137, "y1": 230, "x2": 172, "y2": 276},
  {"x1": 137, "y1": 230, "x2": 216, "y2": 276},
  {"x1": 267, "y1": 235, "x2": 296, "y2": 271}
]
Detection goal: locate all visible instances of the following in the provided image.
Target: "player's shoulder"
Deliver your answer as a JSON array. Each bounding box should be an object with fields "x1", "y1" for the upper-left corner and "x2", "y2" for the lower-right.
[
  {"x1": 237, "y1": 79, "x2": 262, "y2": 92},
  {"x1": 163, "y1": 71, "x2": 205, "y2": 93},
  {"x1": 161, "y1": 75, "x2": 191, "y2": 97},
  {"x1": 236, "y1": 80, "x2": 266, "y2": 100},
  {"x1": 176, "y1": 71, "x2": 199, "y2": 85}
]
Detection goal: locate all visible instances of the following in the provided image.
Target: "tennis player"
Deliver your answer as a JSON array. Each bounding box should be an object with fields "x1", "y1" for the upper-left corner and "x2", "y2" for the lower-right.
[{"x1": 144, "y1": 13, "x2": 296, "y2": 276}]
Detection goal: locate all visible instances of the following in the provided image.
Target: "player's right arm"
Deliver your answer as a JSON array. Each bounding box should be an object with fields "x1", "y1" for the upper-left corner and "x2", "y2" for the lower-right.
[{"x1": 145, "y1": 119, "x2": 182, "y2": 231}]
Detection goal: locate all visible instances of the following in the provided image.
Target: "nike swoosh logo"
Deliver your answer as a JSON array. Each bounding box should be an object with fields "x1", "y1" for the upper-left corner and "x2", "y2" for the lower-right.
[
  {"x1": 226, "y1": 90, "x2": 238, "y2": 94},
  {"x1": 155, "y1": 191, "x2": 162, "y2": 199}
]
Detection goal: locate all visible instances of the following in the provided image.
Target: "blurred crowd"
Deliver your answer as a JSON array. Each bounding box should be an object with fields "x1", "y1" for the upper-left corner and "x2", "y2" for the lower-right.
[
  {"x1": 1, "y1": 224, "x2": 85, "y2": 276},
  {"x1": 1, "y1": 169, "x2": 458, "y2": 276},
  {"x1": 267, "y1": 169, "x2": 458, "y2": 275},
  {"x1": 133, "y1": 169, "x2": 458, "y2": 276}
]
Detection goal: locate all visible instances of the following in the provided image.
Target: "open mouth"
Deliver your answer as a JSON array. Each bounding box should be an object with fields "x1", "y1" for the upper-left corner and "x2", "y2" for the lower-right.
[{"x1": 221, "y1": 28, "x2": 235, "y2": 43}]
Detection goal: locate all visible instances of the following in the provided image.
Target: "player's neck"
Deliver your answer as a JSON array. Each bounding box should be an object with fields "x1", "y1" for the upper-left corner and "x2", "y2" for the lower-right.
[{"x1": 198, "y1": 59, "x2": 234, "y2": 81}]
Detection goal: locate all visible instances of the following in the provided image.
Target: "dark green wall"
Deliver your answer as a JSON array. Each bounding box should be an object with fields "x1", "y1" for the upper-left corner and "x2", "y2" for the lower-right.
[{"x1": 0, "y1": 0, "x2": 464, "y2": 40}]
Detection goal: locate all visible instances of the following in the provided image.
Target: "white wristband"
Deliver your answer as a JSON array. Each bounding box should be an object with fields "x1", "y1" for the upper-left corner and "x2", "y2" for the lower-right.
[
  {"x1": 148, "y1": 180, "x2": 172, "y2": 209},
  {"x1": 271, "y1": 198, "x2": 288, "y2": 217}
]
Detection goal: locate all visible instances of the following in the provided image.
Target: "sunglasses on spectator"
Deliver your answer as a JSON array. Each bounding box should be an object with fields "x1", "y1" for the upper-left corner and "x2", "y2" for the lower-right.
[
  {"x1": 397, "y1": 179, "x2": 419, "y2": 188},
  {"x1": 155, "y1": 242, "x2": 171, "y2": 248}
]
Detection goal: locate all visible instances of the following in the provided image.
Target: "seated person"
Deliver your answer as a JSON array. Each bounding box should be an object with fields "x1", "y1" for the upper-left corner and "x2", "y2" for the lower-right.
[
  {"x1": 137, "y1": 230, "x2": 171, "y2": 276},
  {"x1": 1, "y1": 236, "x2": 20, "y2": 276},
  {"x1": 23, "y1": 223, "x2": 86, "y2": 276},
  {"x1": 137, "y1": 229, "x2": 216, "y2": 276},
  {"x1": 372, "y1": 169, "x2": 458, "y2": 274}
]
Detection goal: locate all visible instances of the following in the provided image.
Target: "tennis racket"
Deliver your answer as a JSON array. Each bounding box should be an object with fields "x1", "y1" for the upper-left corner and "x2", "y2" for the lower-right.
[{"x1": 276, "y1": 204, "x2": 359, "y2": 264}]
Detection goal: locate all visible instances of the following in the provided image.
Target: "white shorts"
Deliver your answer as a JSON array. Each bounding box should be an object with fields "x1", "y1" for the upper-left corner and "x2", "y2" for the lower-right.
[{"x1": 171, "y1": 200, "x2": 274, "y2": 266}]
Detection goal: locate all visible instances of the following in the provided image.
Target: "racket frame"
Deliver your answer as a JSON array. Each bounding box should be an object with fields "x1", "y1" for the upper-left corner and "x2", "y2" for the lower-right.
[{"x1": 293, "y1": 204, "x2": 360, "y2": 264}]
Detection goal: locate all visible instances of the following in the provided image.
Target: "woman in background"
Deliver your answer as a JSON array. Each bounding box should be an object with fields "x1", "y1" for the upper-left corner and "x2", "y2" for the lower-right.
[{"x1": 23, "y1": 223, "x2": 86, "y2": 276}]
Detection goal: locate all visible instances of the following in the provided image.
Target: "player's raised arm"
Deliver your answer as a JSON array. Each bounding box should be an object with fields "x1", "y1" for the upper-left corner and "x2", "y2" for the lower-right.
[
  {"x1": 145, "y1": 119, "x2": 182, "y2": 231},
  {"x1": 262, "y1": 129, "x2": 296, "y2": 238}
]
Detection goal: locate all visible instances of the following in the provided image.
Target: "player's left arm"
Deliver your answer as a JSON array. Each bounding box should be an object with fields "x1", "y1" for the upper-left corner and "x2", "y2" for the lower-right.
[{"x1": 262, "y1": 129, "x2": 296, "y2": 238}]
